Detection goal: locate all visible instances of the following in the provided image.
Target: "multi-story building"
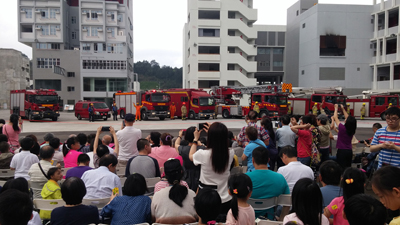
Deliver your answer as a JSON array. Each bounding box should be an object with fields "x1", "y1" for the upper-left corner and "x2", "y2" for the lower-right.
[
  {"x1": 183, "y1": 0, "x2": 259, "y2": 89},
  {"x1": 18, "y1": 0, "x2": 134, "y2": 106},
  {"x1": 285, "y1": 0, "x2": 373, "y2": 95},
  {"x1": 0, "y1": 49, "x2": 31, "y2": 109}
]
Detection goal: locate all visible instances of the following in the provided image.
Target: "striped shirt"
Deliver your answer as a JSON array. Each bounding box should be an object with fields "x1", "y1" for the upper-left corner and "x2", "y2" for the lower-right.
[
  {"x1": 238, "y1": 122, "x2": 269, "y2": 144},
  {"x1": 371, "y1": 127, "x2": 400, "y2": 169}
]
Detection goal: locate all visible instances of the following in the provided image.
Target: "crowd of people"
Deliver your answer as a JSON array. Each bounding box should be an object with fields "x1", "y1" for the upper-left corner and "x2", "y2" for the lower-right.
[{"x1": 0, "y1": 104, "x2": 399, "y2": 225}]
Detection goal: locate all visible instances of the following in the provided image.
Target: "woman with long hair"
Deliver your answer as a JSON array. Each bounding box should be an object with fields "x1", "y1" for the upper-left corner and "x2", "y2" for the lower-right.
[
  {"x1": 332, "y1": 104, "x2": 357, "y2": 169},
  {"x1": 189, "y1": 122, "x2": 234, "y2": 220},
  {"x1": 63, "y1": 137, "x2": 82, "y2": 168},
  {"x1": 2, "y1": 114, "x2": 22, "y2": 153},
  {"x1": 260, "y1": 117, "x2": 278, "y2": 170},
  {"x1": 284, "y1": 178, "x2": 329, "y2": 225},
  {"x1": 151, "y1": 159, "x2": 197, "y2": 224}
]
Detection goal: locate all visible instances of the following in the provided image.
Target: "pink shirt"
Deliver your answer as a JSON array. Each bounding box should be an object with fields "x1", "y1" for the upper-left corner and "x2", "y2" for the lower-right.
[
  {"x1": 154, "y1": 180, "x2": 189, "y2": 193},
  {"x1": 149, "y1": 145, "x2": 179, "y2": 169},
  {"x1": 327, "y1": 196, "x2": 348, "y2": 225},
  {"x1": 63, "y1": 150, "x2": 82, "y2": 168},
  {"x1": 2, "y1": 124, "x2": 21, "y2": 147},
  {"x1": 226, "y1": 205, "x2": 256, "y2": 225}
]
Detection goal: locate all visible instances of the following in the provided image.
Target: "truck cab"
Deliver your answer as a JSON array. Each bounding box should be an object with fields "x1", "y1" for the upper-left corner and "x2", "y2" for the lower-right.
[
  {"x1": 370, "y1": 95, "x2": 399, "y2": 119},
  {"x1": 190, "y1": 93, "x2": 215, "y2": 119},
  {"x1": 251, "y1": 93, "x2": 288, "y2": 118},
  {"x1": 140, "y1": 91, "x2": 170, "y2": 120}
]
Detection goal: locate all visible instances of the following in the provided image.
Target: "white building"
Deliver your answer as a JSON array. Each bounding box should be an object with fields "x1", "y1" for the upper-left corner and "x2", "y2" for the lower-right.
[
  {"x1": 18, "y1": 0, "x2": 134, "y2": 106},
  {"x1": 183, "y1": 0, "x2": 259, "y2": 89}
]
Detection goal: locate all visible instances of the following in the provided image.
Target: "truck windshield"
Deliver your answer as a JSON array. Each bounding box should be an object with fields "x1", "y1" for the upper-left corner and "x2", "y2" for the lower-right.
[
  {"x1": 388, "y1": 97, "x2": 398, "y2": 105},
  {"x1": 273, "y1": 96, "x2": 287, "y2": 105},
  {"x1": 337, "y1": 96, "x2": 346, "y2": 105},
  {"x1": 199, "y1": 97, "x2": 215, "y2": 106},
  {"x1": 93, "y1": 103, "x2": 108, "y2": 109},
  {"x1": 151, "y1": 94, "x2": 169, "y2": 102},
  {"x1": 34, "y1": 95, "x2": 58, "y2": 104}
]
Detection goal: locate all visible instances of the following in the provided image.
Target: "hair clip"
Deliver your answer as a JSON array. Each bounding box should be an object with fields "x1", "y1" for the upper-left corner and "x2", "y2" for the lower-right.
[
  {"x1": 167, "y1": 158, "x2": 175, "y2": 161},
  {"x1": 233, "y1": 189, "x2": 238, "y2": 194},
  {"x1": 345, "y1": 179, "x2": 354, "y2": 184},
  {"x1": 207, "y1": 221, "x2": 216, "y2": 225},
  {"x1": 165, "y1": 135, "x2": 172, "y2": 141}
]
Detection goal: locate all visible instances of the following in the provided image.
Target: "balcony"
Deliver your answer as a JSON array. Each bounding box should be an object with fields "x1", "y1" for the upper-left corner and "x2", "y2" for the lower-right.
[
  {"x1": 198, "y1": 19, "x2": 220, "y2": 27},
  {"x1": 198, "y1": 37, "x2": 220, "y2": 44},
  {"x1": 20, "y1": 32, "x2": 34, "y2": 39},
  {"x1": 198, "y1": 71, "x2": 220, "y2": 79},
  {"x1": 377, "y1": 80, "x2": 390, "y2": 89},
  {"x1": 229, "y1": 0, "x2": 257, "y2": 22},
  {"x1": 386, "y1": 53, "x2": 397, "y2": 62},
  {"x1": 225, "y1": 36, "x2": 257, "y2": 56},
  {"x1": 197, "y1": 0, "x2": 221, "y2": 9},
  {"x1": 227, "y1": 54, "x2": 257, "y2": 72},
  {"x1": 226, "y1": 71, "x2": 257, "y2": 86},
  {"x1": 388, "y1": 26, "x2": 398, "y2": 36},
  {"x1": 198, "y1": 54, "x2": 220, "y2": 61},
  {"x1": 226, "y1": 19, "x2": 257, "y2": 39}
]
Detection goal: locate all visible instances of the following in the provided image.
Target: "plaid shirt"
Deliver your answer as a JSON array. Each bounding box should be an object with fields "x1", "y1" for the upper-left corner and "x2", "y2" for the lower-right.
[{"x1": 237, "y1": 122, "x2": 269, "y2": 144}]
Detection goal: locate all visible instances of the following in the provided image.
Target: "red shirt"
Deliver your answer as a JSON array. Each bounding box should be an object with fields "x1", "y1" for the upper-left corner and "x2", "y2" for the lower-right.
[{"x1": 297, "y1": 129, "x2": 312, "y2": 158}]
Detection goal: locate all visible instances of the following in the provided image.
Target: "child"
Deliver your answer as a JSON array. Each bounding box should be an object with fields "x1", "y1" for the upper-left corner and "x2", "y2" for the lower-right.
[
  {"x1": 40, "y1": 167, "x2": 63, "y2": 220},
  {"x1": 9, "y1": 137, "x2": 39, "y2": 180},
  {"x1": 343, "y1": 194, "x2": 387, "y2": 225},
  {"x1": 324, "y1": 168, "x2": 366, "y2": 225},
  {"x1": 195, "y1": 188, "x2": 222, "y2": 225},
  {"x1": 226, "y1": 174, "x2": 255, "y2": 225},
  {"x1": 284, "y1": 178, "x2": 329, "y2": 225},
  {"x1": 372, "y1": 166, "x2": 400, "y2": 225},
  {"x1": 62, "y1": 137, "x2": 82, "y2": 168}
]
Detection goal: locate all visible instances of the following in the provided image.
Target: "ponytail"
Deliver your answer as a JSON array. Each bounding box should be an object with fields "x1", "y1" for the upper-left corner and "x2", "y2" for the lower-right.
[
  {"x1": 169, "y1": 182, "x2": 188, "y2": 207},
  {"x1": 230, "y1": 193, "x2": 239, "y2": 220},
  {"x1": 9, "y1": 114, "x2": 20, "y2": 132},
  {"x1": 228, "y1": 174, "x2": 253, "y2": 221},
  {"x1": 63, "y1": 137, "x2": 79, "y2": 157}
]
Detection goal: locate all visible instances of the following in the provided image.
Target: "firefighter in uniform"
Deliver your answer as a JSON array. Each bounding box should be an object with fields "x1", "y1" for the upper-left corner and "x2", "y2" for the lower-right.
[
  {"x1": 388, "y1": 103, "x2": 393, "y2": 110},
  {"x1": 287, "y1": 102, "x2": 292, "y2": 115},
  {"x1": 254, "y1": 102, "x2": 260, "y2": 114},
  {"x1": 346, "y1": 103, "x2": 351, "y2": 116},
  {"x1": 88, "y1": 104, "x2": 95, "y2": 122},
  {"x1": 112, "y1": 103, "x2": 118, "y2": 121},
  {"x1": 135, "y1": 103, "x2": 142, "y2": 121},
  {"x1": 170, "y1": 102, "x2": 176, "y2": 120},
  {"x1": 181, "y1": 102, "x2": 187, "y2": 120},
  {"x1": 312, "y1": 103, "x2": 318, "y2": 116},
  {"x1": 214, "y1": 104, "x2": 218, "y2": 119},
  {"x1": 360, "y1": 103, "x2": 366, "y2": 120}
]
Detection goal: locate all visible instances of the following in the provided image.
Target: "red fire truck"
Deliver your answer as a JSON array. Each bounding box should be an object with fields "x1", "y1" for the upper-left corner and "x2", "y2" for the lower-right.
[
  {"x1": 113, "y1": 90, "x2": 171, "y2": 120},
  {"x1": 346, "y1": 93, "x2": 399, "y2": 120},
  {"x1": 210, "y1": 84, "x2": 289, "y2": 119},
  {"x1": 288, "y1": 87, "x2": 347, "y2": 116},
  {"x1": 10, "y1": 89, "x2": 60, "y2": 121},
  {"x1": 165, "y1": 89, "x2": 215, "y2": 120}
]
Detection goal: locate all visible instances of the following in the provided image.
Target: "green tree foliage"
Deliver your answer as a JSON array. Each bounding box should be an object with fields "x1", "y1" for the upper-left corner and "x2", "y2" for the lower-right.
[{"x1": 134, "y1": 60, "x2": 182, "y2": 89}]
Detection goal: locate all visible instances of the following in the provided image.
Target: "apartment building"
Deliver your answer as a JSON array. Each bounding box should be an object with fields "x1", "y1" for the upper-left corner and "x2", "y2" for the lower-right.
[
  {"x1": 285, "y1": 0, "x2": 373, "y2": 95},
  {"x1": 183, "y1": 0, "x2": 260, "y2": 89},
  {"x1": 18, "y1": 0, "x2": 134, "y2": 106}
]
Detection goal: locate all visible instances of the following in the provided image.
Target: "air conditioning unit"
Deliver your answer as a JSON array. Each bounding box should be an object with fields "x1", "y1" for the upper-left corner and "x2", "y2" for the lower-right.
[
  {"x1": 35, "y1": 10, "x2": 41, "y2": 13},
  {"x1": 82, "y1": 28, "x2": 87, "y2": 31},
  {"x1": 107, "y1": 29, "x2": 112, "y2": 33}
]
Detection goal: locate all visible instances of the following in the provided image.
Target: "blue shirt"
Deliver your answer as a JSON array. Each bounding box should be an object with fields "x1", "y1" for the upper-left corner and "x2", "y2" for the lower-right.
[
  {"x1": 101, "y1": 195, "x2": 152, "y2": 225},
  {"x1": 246, "y1": 169, "x2": 290, "y2": 219},
  {"x1": 244, "y1": 139, "x2": 267, "y2": 172},
  {"x1": 320, "y1": 185, "x2": 342, "y2": 209},
  {"x1": 276, "y1": 125, "x2": 296, "y2": 148}
]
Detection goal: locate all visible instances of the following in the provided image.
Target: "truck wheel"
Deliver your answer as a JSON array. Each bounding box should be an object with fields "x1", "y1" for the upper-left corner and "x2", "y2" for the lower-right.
[
  {"x1": 159, "y1": 116, "x2": 165, "y2": 121},
  {"x1": 381, "y1": 113, "x2": 386, "y2": 121},
  {"x1": 120, "y1": 110, "x2": 125, "y2": 119},
  {"x1": 222, "y1": 110, "x2": 230, "y2": 118},
  {"x1": 52, "y1": 117, "x2": 58, "y2": 121},
  {"x1": 77, "y1": 114, "x2": 82, "y2": 120},
  {"x1": 141, "y1": 110, "x2": 148, "y2": 120},
  {"x1": 259, "y1": 111, "x2": 268, "y2": 118},
  {"x1": 189, "y1": 112, "x2": 195, "y2": 120}
]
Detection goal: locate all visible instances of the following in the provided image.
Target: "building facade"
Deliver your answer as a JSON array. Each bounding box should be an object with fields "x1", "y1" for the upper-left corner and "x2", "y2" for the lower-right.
[
  {"x1": 285, "y1": 0, "x2": 374, "y2": 95},
  {"x1": 18, "y1": 0, "x2": 134, "y2": 106},
  {"x1": 0, "y1": 49, "x2": 31, "y2": 109},
  {"x1": 183, "y1": 0, "x2": 259, "y2": 89}
]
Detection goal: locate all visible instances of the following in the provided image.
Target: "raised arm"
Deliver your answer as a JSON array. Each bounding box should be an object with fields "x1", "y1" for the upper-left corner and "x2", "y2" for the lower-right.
[
  {"x1": 189, "y1": 128, "x2": 201, "y2": 162},
  {"x1": 341, "y1": 104, "x2": 349, "y2": 120},
  {"x1": 291, "y1": 124, "x2": 311, "y2": 134},
  {"x1": 94, "y1": 127, "x2": 102, "y2": 156},
  {"x1": 175, "y1": 130, "x2": 184, "y2": 152},
  {"x1": 110, "y1": 126, "x2": 119, "y2": 157},
  {"x1": 332, "y1": 104, "x2": 341, "y2": 127}
]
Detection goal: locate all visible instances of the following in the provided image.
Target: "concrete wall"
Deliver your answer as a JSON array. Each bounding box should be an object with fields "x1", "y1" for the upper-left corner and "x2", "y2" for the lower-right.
[{"x1": 0, "y1": 49, "x2": 30, "y2": 109}]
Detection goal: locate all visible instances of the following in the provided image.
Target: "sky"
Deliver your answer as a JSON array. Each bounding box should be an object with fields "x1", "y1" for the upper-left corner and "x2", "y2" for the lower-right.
[{"x1": 0, "y1": 0, "x2": 372, "y2": 68}]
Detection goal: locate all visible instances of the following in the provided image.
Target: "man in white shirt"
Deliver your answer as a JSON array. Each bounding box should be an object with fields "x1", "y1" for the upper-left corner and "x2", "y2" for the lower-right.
[
  {"x1": 29, "y1": 145, "x2": 56, "y2": 198},
  {"x1": 10, "y1": 137, "x2": 39, "y2": 180},
  {"x1": 116, "y1": 113, "x2": 141, "y2": 166},
  {"x1": 277, "y1": 145, "x2": 314, "y2": 192},
  {"x1": 81, "y1": 154, "x2": 122, "y2": 199}
]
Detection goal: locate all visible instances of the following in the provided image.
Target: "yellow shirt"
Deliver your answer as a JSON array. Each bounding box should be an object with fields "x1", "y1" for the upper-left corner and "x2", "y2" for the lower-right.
[
  {"x1": 390, "y1": 216, "x2": 400, "y2": 225},
  {"x1": 40, "y1": 180, "x2": 62, "y2": 219}
]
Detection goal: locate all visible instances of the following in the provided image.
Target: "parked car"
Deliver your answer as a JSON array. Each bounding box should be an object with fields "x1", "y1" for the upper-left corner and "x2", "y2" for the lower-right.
[{"x1": 75, "y1": 101, "x2": 111, "y2": 121}]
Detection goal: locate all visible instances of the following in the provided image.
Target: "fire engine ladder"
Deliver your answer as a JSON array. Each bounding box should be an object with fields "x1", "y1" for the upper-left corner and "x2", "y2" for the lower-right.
[
  {"x1": 211, "y1": 84, "x2": 286, "y2": 104},
  {"x1": 289, "y1": 87, "x2": 343, "y2": 98}
]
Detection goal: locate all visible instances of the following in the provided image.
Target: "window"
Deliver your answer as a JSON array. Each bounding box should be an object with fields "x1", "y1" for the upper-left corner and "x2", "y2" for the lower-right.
[
  {"x1": 199, "y1": 29, "x2": 220, "y2": 37},
  {"x1": 273, "y1": 62, "x2": 283, "y2": 67},
  {"x1": 198, "y1": 46, "x2": 220, "y2": 54},
  {"x1": 67, "y1": 72, "x2": 75, "y2": 77},
  {"x1": 107, "y1": 28, "x2": 115, "y2": 37},
  {"x1": 35, "y1": 79, "x2": 61, "y2": 91},
  {"x1": 50, "y1": 25, "x2": 58, "y2": 35},
  {"x1": 39, "y1": 9, "x2": 48, "y2": 18},
  {"x1": 94, "y1": 43, "x2": 106, "y2": 52},
  {"x1": 193, "y1": 99, "x2": 199, "y2": 106},
  {"x1": 37, "y1": 58, "x2": 60, "y2": 68},
  {"x1": 107, "y1": 11, "x2": 115, "y2": 20},
  {"x1": 50, "y1": 9, "x2": 59, "y2": 18},
  {"x1": 302, "y1": 23, "x2": 306, "y2": 28},
  {"x1": 91, "y1": 12, "x2": 98, "y2": 20},
  {"x1": 376, "y1": 97, "x2": 385, "y2": 105},
  {"x1": 109, "y1": 78, "x2": 127, "y2": 92},
  {"x1": 320, "y1": 35, "x2": 346, "y2": 56},
  {"x1": 198, "y1": 10, "x2": 220, "y2": 20},
  {"x1": 117, "y1": 14, "x2": 123, "y2": 22},
  {"x1": 72, "y1": 32, "x2": 77, "y2": 39},
  {"x1": 36, "y1": 43, "x2": 60, "y2": 50},
  {"x1": 253, "y1": 95, "x2": 262, "y2": 103},
  {"x1": 22, "y1": 8, "x2": 32, "y2": 18},
  {"x1": 301, "y1": 70, "x2": 305, "y2": 75},
  {"x1": 312, "y1": 95, "x2": 323, "y2": 103},
  {"x1": 37, "y1": 25, "x2": 49, "y2": 35},
  {"x1": 273, "y1": 48, "x2": 283, "y2": 54},
  {"x1": 90, "y1": 27, "x2": 98, "y2": 36},
  {"x1": 228, "y1": 11, "x2": 235, "y2": 19},
  {"x1": 67, "y1": 100, "x2": 75, "y2": 105},
  {"x1": 84, "y1": 78, "x2": 91, "y2": 91},
  {"x1": 67, "y1": 86, "x2": 75, "y2": 92},
  {"x1": 71, "y1": 16, "x2": 76, "y2": 24},
  {"x1": 82, "y1": 43, "x2": 91, "y2": 51},
  {"x1": 82, "y1": 60, "x2": 126, "y2": 70},
  {"x1": 94, "y1": 78, "x2": 107, "y2": 92}
]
